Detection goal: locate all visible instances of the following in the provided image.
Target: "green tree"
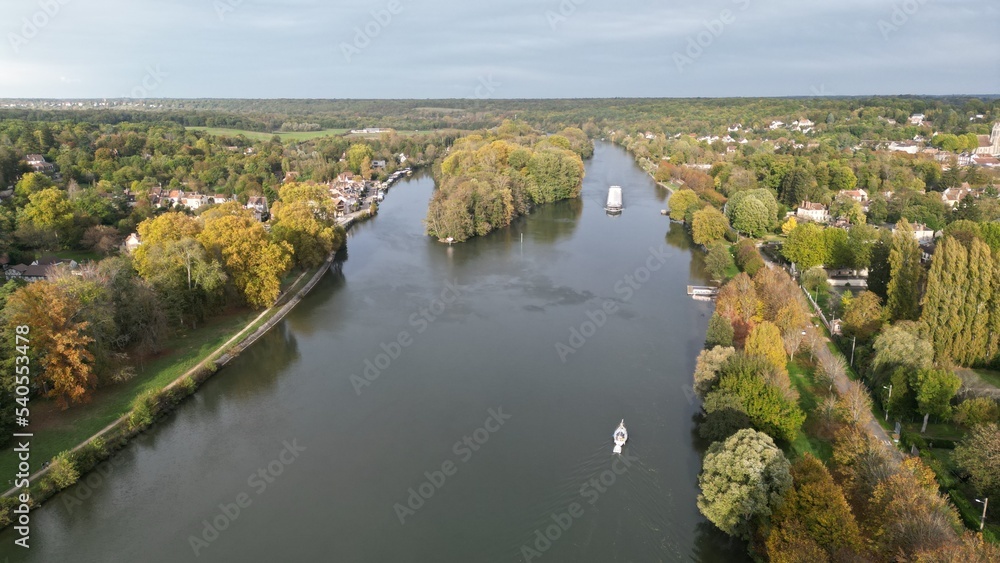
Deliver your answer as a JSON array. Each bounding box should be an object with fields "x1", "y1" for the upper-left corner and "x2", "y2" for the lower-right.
[
  {"x1": 668, "y1": 189, "x2": 700, "y2": 222},
  {"x1": 912, "y1": 368, "x2": 961, "y2": 432},
  {"x1": 952, "y1": 397, "x2": 1000, "y2": 427},
  {"x1": 694, "y1": 345, "x2": 736, "y2": 396},
  {"x1": 727, "y1": 189, "x2": 777, "y2": 237},
  {"x1": 346, "y1": 144, "x2": 375, "y2": 175},
  {"x1": 953, "y1": 422, "x2": 1000, "y2": 497},
  {"x1": 706, "y1": 312, "x2": 734, "y2": 348},
  {"x1": 700, "y1": 390, "x2": 752, "y2": 442},
  {"x1": 705, "y1": 243, "x2": 734, "y2": 280},
  {"x1": 697, "y1": 429, "x2": 792, "y2": 539},
  {"x1": 20, "y1": 187, "x2": 74, "y2": 246},
  {"x1": 872, "y1": 322, "x2": 934, "y2": 374},
  {"x1": 782, "y1": 223, "x2": 829, "y2": 270},
  {"x1": 692, "y1": 206, "x2": 729, "y2": 246},
  {"x1": 718, "y1": 354, "x2": 805, "y2": 442},
  {"x1": 886, "y1": 219, "x2": 924, "y2": 321}
]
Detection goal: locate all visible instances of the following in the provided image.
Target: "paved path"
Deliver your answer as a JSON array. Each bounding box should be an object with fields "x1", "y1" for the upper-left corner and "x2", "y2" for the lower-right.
[{"x1": 3, "y1": 211, "x2": 370, "y2": 498}]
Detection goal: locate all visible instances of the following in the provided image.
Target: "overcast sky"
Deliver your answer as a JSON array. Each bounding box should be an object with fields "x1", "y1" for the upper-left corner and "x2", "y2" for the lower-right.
[{"x1": 1, "y1": 0, "x2": 997, "y2": 98}]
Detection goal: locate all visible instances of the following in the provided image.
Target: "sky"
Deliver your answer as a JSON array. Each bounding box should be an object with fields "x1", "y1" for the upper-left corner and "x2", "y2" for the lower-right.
[{"x1": 1, "y1": 0, "x2": 997, "y2": 99}]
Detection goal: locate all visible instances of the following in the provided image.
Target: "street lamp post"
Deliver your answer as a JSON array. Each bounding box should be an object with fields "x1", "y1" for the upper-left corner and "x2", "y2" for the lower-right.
[
  {"x1": 976, "y1": 498, "x2": 988, "y2": 531},
  {"x1": 883, "y1": 384, "x2": 893, "y2": 422}
]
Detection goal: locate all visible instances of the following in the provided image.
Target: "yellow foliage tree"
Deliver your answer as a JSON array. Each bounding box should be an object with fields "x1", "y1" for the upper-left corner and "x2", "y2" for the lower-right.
[
  {"x1": 745, "y1": 321, "x2": 787, "y2": 374},
  {"x1": 198, "y1": 203, "x2": 293, "y2": 308},
  {"x1": 781, "y1": 216, "x2": 798, "y2": 235},
  {"x1": 4, "y1": 282, "x2": 96, "y2": 409}
]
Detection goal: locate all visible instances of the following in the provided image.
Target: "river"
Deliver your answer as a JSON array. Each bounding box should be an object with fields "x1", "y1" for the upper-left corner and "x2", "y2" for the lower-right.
[{"x1": 0, "y1": 141, "x2": 748, "y2": 562}]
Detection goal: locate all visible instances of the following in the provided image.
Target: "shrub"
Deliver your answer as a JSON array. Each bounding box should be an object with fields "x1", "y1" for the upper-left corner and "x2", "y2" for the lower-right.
[
  {"x1": 953, "y1": 397, "x2": 1000, "y2": 427},
  {"x1": 49, "y1": 451, "x2": 80, "y2": 490}
]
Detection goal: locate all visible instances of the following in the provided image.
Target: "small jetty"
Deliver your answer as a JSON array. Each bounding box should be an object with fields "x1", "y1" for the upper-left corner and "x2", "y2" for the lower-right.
[
  {"x1": 606, "y1": 185, "x2": 623, "y2": 214},
  {"x1": 687, "y1": 285, "x2": 719, "y2": 297}
]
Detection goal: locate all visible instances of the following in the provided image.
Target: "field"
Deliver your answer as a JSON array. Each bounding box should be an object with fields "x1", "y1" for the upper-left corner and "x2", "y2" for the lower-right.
[{"x1": 186, "y1": 126, "x2": 348, "y2": 141}]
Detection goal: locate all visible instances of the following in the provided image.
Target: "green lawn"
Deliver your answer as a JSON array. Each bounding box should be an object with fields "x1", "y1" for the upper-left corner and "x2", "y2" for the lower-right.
[
  {"x1": 974, "y1": 368, "x2": 1000, "y2": 389},
  {"x1": 787, "y1": 357, "x2": 834, "y2": 462},
  {"x1": 186, "y1": 126, "x2": 348, "y2": 141},
  {"x1": 0, "y1": 309, "x2": 258, "y2": 482},
  {"x1": 54, "y1": 249, "x2": 102, "y2": 263}
]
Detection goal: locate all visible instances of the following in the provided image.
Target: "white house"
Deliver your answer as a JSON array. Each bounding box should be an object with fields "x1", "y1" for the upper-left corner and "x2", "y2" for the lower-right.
[
  {"x1": 909, "y1": 114, "x2": 926, "y2": 125},
  {"x1": 796, "y1": 201, "x2": 829, "y2": 223}
]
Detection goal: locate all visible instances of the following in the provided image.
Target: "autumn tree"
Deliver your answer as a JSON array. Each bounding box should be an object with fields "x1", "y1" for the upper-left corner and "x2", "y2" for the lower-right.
[
  {"x1": 199, "y1": 203, "x2": 293, "y2": 308},
  {"x1": 872, "y1": 321, "x2": 934, "y2": 376},
  {"x1": 745, "y1": 321, "x2": 787, "y2": 374},
  {"x1": 20, "y1": 187, "x2": 75, "y2": 247},
  {"x1": 766, "y1": 454, "x2": 864, "y2": 560},
  {"x1": 840, "y1": 290, "x2": 885, "y2": 341},
  {"x1": 698, "y1": 429, "x2": 792, "y2": 539},
  {"x1": 2, "y1": 282, "x2": 96, "y2": 408}
]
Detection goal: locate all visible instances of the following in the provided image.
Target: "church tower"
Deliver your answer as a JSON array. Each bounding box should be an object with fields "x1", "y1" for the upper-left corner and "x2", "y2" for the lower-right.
[{"x1": 992, "y1": 122, "x2": 1000, "y2": 156}]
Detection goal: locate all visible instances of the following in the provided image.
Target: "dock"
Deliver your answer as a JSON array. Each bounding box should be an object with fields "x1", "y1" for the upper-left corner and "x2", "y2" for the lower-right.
[{"x1": 687, "y1": 285, "x2": 719, "y2": 297}]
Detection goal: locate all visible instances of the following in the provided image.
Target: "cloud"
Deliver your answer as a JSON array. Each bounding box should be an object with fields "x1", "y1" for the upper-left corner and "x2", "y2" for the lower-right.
[{"x1": 0, "y1": 0, "x2": 995, "y2": 98}]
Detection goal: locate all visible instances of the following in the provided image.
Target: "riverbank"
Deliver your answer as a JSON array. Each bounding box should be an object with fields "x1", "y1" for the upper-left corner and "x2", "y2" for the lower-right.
[{"x1": 0, "y1": 210, "x2": 371, "y2": 525}]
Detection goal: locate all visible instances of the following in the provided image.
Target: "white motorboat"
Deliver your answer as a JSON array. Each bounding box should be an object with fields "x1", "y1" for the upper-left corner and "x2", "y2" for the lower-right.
[
  {"x1": 606, "y1": 186, "x2": 623, "y2": 214},
  {"x1": 612, "y1": 419, "x2": 628, "y2": 454}
]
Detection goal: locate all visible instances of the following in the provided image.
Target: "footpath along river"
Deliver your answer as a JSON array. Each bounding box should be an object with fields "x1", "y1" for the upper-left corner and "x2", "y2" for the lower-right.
[{"x1": 0, "y1": 141, "x2": 749, "y2": 562}]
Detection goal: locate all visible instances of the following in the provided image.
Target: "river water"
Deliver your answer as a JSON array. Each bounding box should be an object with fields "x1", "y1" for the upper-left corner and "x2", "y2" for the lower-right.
[{"x1": 0, "y1": 142, "x2": 748, "y2": 562}]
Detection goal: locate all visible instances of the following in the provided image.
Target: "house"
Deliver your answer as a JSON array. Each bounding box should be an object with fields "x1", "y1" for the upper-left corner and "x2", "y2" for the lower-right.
[
  {"x1": 371, "y1": 160, "x2": 387, "y2": 169},
  {"x1": 24, "y1": 154, "x2": 55, "y2": 174},
  {"x1": 180, "y1": 193, "x2": 206, "y2": 210},
  {"x1": 920, "y1": 242, "x2": 937, "y2": 263},
  {"x1": 211, "y1": 194, "x2": 231, "y2": 205},
  {"x1": 888, "y1": 141, "x2": 919, "y2": 154},
  {"x1": 769, "y1": 121, "x2": 785, "y2": 130},
  {"x1": 796, "y1": 201, "x2": 829, "y2": 223},
  {"x1": 909, "y1": 114, "x2": 926, "y2": 125},
  {"x1": 893, "y1": 222, "x2": 935, "y2": 243},
  {"x1": 397, "y1": 153, "x2": 408, "y2": 164},
  {"x1": 3, "y1": 256, "x2": 78, "y2": 282},
  {"x1": 246, "y1": 196, "x2": 269, "y2": 220},
  {"x1": 973, "y1": 154, "x2": 1000, "y2": 167},
  {"x1": 841, "y1": 189, "x2": 869, "y2": 203},
  {"x1": 124, "y1": 233, "x2": 142, "y2": 254},
  {"x1": 941, "y1": 186, "x2": 974, "y2": 208}
]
